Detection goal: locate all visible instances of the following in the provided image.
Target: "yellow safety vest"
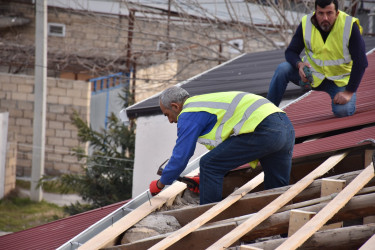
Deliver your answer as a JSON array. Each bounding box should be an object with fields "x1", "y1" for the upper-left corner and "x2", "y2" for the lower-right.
[
  {"x1": 178, "y1": 92, "x2": 283, "y2": 169},
  {"x1": 302, "y1": 11, "x2": 362, "y2": 87}
]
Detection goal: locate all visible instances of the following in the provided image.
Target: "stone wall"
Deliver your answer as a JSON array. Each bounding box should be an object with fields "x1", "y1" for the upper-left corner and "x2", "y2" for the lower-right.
[
  {"x1": 1, "y1": 2, "x2": 280, "y2": 82},
  {"x1": 0, "y1": 73, "x2": 90, "y2": 177}
]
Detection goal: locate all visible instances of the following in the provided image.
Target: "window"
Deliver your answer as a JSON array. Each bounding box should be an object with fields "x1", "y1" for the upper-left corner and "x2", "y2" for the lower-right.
[
  {"x1": 228, "y1": 39, "x2": 243, "y2": 54},
  {"x1": 48, "y1": 23, "x2": 65, "y2": 37}
]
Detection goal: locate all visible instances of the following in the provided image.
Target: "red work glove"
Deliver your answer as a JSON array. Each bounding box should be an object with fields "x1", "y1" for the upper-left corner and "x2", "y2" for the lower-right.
[
  {"x1": 185, "y1": 176, "x2": 199, "y2": 193},
  {"x1": 149, "y1": 180, "x2": 162, "y2": 196}
]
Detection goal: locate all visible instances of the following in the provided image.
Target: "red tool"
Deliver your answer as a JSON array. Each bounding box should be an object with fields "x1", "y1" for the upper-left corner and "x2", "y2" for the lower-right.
[{"x1": 156, "y1": 159, "x2": 199, "y2": 191}]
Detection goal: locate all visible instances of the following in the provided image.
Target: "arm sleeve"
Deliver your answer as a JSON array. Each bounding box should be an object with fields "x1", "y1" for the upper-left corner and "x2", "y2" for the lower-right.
[
  {"x1": 346, "y1": 23, "x2": 368, "y2": 93},
  {"x1": 160, "y1": 112, "x2": 216, "y2": 185},
  {"x1": 285, "y1": 23, "x2": 305, "y2": 68}
]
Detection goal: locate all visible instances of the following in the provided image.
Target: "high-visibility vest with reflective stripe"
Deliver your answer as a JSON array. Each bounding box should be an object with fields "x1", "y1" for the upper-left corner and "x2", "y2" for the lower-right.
[
  {"x1": 302, "y1": 11, "x2": 362, "y2": 87},
  {"x1": 178, "y1": 91, "x2": 283, "y2": 150}
]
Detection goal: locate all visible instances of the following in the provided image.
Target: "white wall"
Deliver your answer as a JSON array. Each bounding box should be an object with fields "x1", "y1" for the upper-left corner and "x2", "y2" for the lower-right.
[{"x1": 132, "y1": 114, "x2": 208, "y2": 197}]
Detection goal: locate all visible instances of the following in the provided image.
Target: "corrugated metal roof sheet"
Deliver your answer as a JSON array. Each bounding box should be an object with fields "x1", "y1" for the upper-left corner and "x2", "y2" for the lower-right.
[
  {"x1": 289, "y1": 51, "x2": 375, "y2": 159},
  {"x1": 293, "y1": 126, "x2": 375, "y2": 159},
  {"x1": 285, "y1": 52, "x2": 375, "y2": 138},
  {"x1": 0, "y1": 201, "x2": 127, "y2": 250}
]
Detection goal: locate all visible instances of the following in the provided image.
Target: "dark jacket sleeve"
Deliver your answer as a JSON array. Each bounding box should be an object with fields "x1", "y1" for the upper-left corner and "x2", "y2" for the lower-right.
[
  {"x1": 285, "y1": 23, "x2": 305, "y2": 68},
  {"x1": 346, "y1": 23, "x2": 368, "y2": 93}
]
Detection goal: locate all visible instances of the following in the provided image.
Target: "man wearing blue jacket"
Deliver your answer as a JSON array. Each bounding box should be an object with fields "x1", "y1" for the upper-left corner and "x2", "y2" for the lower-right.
[
  {"x1": 267, "y1": 0, "x2": 368, "y2": 117},
  {"x1": 149, "y1": 86, "x2": 295, "y2": 205}
]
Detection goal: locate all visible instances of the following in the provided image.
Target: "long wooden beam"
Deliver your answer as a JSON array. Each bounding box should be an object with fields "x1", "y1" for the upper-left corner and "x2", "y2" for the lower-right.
[
  {"x1": 162, "y1": 169, "x2": 374, "y2": 226},
  {"x1": 207, "y1": 152, "x2": 348, "y2": 249},
  {"x1": 148, "y1": 172, "x2": 264, "y2": 250},
  {"x1": 359, "y1": 232, "x2": 375, "y2": 250},
  {"x1": 78, "y1": 169, "x2": 199, "y2": 250},
  {"x1": 105, "y1": 188, "x2": 375, "y2": 250},
  {"x1": 245, "y1": 223, "x2": 375, "y2": 250},
  {"x1": 276, "y1": 163, "x2": 375, "y2": 250}
]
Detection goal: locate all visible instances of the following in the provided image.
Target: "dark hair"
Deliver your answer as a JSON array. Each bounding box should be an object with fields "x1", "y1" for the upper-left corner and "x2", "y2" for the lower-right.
[{"x1": 315, "y1": 0, "x2": 338, "y2": 11}]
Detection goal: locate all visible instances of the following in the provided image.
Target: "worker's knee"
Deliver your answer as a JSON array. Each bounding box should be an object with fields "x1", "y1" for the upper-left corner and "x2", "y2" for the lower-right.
[
  {"x1": 332, "y1": 105, "x2": 356, "y2": 117},
  {"x1": 275, "y1": 62, "x2": 294, "y2": 75},
  {"x1": 331, "y1": 94, "x2": 356, "y2": 118}
]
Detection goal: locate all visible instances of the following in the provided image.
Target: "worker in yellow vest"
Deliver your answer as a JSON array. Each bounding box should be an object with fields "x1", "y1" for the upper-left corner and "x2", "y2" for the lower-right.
[
  {"x1": 267, "y1": 0, "x2": 368, "y2": 117},
  {"x1": 149, "y1": 86, "x2": 295, "y2": 205}
]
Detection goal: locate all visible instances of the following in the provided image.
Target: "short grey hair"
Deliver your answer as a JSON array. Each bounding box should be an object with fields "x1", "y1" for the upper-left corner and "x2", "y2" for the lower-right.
[{"x1": 159, "y1": 86, "x2": 190, "y2": 109}]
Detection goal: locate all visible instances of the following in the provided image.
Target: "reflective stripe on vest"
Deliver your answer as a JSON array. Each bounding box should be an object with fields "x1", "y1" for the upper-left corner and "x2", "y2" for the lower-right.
[
  {"x1": 182, "y1": 92, "x2": 274, "y2": 147},
  {"x1": 304, "y1": 13, "x2": 352, "y2": 68},
  {"x1": 302, "y1": 11, "x2": 361, "y2": 86}
]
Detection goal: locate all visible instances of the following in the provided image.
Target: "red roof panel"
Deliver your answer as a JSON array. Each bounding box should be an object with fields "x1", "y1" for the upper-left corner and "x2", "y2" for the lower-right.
[{"x1": 0, "y1": 201, "x2": 127, "y2": 250}]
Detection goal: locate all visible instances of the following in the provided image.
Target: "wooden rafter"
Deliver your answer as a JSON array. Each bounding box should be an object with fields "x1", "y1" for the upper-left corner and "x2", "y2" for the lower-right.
[
  {"x1": 276, "y1": 163, "x2": 375, "y2": 250},
  {"x1": 149, "y1": 172, "x2": 264, "y2": 249},
  {"x1": 207, "y1": 152, "x2": 348, "y2": 249},
  {"x1": 78, "y1": 169, "x2": 199, "y2": 250}
]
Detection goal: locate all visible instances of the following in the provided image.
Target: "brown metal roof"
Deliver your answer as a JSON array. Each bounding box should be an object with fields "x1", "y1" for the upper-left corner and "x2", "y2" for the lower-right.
[
  {"x1": 0, "y1": 201, "x2": 127, "y2": 250},
  {"x1": 293, "y1": 126, "x2": 375, "y2": 159}
]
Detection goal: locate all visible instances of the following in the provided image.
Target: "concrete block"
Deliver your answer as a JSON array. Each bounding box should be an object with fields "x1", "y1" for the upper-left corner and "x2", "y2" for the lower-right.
[
  {"x1": 49, "y1": 104, "x2": 65, "y2": 114},
  {"x1": 58, "y1": 96, "x2": 73, "y2": 105},
  {"x1": 48, "y1": 137, "x2": 63, "y2": 146},
  {"x1": 49, "y1": 121, "x2": 64, "y2": 130},
  {"x1": 2, "y1": 83, "x2": 17, "y2": 92},
  {"x1": 56, "y1": 129, "x2": 71, "y2": 138},
  {"x1": 16, "y1": 118, "x2": 31, "y2": 127},
  {"x1": 67, "y1": 89, "x2": 82, "y2": 98},
  {"x1": 50, "y1": 87, "x2": 67, "y2": 97},
  {"x1": 73, "y1": 98, "x2": 90, "y2": 107},
  {"x1": 11, "y1": 92, "x2": 27, "y2": 101},
  {"x1": 63, "y1": 138, "x2": 78, "y2": 147},
  {"x1": 18, "y1": 84, "x2": 33, "y2": 93}
]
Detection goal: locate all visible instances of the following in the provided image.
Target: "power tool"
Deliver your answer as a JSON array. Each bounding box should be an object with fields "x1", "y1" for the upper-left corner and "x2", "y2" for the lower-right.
[
  {"x1": 299, "y1": 66, "x2": 313, "y2": 90},
  {"x1": 156, "y1": 159, "x2": 199, "y2": 190}
]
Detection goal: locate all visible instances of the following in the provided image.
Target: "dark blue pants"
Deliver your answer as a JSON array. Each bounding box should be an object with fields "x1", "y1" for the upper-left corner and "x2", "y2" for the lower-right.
[
  {"x1": 199, "y1": 112, "x2": 295, "y2": 205},
  {"x1": 266, "y1": 62, "x2": 356, "y2": 117}
]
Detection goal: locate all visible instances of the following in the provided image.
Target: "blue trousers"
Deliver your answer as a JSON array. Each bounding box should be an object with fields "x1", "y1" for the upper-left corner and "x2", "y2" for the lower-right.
[
  {"x1": 266, "y1": 62, "x2": 356, "y2": 118},
  {"x1": 199, "y1": 112, "x2": 295, "y2": 205}
]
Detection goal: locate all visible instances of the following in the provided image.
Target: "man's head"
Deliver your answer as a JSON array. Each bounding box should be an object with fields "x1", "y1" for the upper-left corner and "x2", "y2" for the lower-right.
[
  {"x1": 159, "y1": 86, "x2": 190, "y2": 123},
  {"x1": 315, "y1": 0, "x2": 339, "y2": 32}
]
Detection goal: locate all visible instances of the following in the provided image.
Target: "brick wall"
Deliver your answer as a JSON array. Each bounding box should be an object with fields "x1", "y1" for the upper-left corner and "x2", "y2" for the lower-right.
[{"x1": 0, "y1": 73, "x2": 90, "y2": 177}]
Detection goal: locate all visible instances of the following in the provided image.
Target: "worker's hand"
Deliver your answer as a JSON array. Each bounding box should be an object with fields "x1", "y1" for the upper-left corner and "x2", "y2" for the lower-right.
[
  {"x1": 333, "y1": 91, "x2": 353, "y2": 105},
  {"x1": 297, "y1": 62, "x2": 311, "y2": 83},
  {"x1": 149, "y1": 180, "x2": 164, "y2": 196},
  {"x1": 185, "y1": 176, "x2": 200, "y2": 193}
]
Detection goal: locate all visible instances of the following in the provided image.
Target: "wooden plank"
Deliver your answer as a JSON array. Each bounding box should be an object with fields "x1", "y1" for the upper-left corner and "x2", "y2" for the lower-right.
[
  {"x1": 162, "y1": 169, "x2": 374, "y2": 226},
  {"x1": 365, "y1": 149, "x2": 374, "y2": 168},
  {"x1": 276, "y1": 163, "x2": 375, "y2": 250},
  {"x1": 206, "y1": 152, "x2": 348, "y2": 249},
  {"x1": 320, "y1": 178, "x2": 346, "y2": 230},
  {"x1": 247, "y1": 223, "x2": 375, "y2": 250},
  {"x1": 148, "y1": 172, "x2": 264, "y2": 250},
  {"x1": 359, "y1": 233, "x2": 375, "y2": 250},
  {"x1": 78, "y1": 169, "x2": 199, "y2": 250},
  {"x1": 363, "y1": 150, "x2": 375, "y2": 225},
  {"x1": 106, "y1": 191, "x2": 375, "y2": 250},
  {"x1": 287, "y1": 209, "x2": 316, "y2": 236},
  {"x1": 320, "y1": 178, "x2": 346, "y2": 196}
]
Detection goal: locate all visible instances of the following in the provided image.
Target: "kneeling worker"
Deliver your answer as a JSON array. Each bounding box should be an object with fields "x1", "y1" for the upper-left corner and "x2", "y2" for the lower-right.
[{"x1": 150, "y1": 86, "x2": 295, "y2": 205}]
